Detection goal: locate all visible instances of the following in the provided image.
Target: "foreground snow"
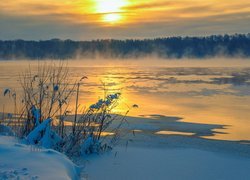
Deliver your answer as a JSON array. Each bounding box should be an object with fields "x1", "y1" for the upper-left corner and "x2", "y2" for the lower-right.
[
  {"x1": 83, "y1": 146, "x2": 250, "y2": 180},
  {"x1": 81, "y1": 114, "x2": 250, "y2": 180},
  {"x1": 0, "y1": 136, "x2": 79, "y2": 180}
]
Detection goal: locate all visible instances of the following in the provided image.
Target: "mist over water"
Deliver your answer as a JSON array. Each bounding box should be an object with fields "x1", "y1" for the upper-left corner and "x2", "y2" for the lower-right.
[
  {"x1": 1, "y1": 59, "x2": 250, "y2": 141},
  {"x1": 3, "y1": 57, "x2": 250, "y2": 67},
  {"x1": 55, "y1": 58, "x2": 250, "y2": 67}
]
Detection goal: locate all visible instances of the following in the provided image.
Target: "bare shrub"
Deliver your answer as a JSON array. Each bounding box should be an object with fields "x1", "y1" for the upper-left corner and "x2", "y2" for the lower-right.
[
  {"x1": 18, "y1": 63, "x2": 75, "y2": 137},
  {"x1": 2, "y1": 62, "x2": 136, "y2": 158},
  {"x1": 63, "y1": 92, "x2": 130, "y2": 156}
]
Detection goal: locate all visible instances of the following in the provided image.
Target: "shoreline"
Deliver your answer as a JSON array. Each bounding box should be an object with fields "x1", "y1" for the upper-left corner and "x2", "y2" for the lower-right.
[{"x1": 83, "y1": 141, "x2": 250, "y2": 180}]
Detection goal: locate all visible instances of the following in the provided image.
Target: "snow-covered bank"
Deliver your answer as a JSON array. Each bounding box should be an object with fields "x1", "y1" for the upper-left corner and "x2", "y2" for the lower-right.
[
  {"x1": 81, "y1": 113, "x2": 250, "y2": 180},
  {"x1": 83, "y1": 146, "x2": 250, "y2": 180},
  {"x1": 0, "y1": 136, "x2": 80, "y2": 180}
]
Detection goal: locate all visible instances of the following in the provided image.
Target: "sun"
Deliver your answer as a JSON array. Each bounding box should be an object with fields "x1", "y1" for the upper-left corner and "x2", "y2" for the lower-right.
[
  {"x1": 95, "y1": 0, "x2": 127, "y2": 13},
  {"x1": 94, "y1": 0, "x2": 128, "y2": 23},
  {"x1": 103, "y1": 13, "x2": 122, "y2": 23}
]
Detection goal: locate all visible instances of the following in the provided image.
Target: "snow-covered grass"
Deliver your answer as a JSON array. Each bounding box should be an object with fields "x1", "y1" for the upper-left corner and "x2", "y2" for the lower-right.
[
  {"x1": 0, "y1": 136, "x2": 80, "y2": 180},
  {"x1": 83, "y1": 146, "x2": 250, "y2": 180}
]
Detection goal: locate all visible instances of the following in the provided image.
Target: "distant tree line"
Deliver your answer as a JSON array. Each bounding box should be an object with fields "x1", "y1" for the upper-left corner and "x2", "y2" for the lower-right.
[{"x1": 0, "y1": 34, "x2": 250, "y2": 60}]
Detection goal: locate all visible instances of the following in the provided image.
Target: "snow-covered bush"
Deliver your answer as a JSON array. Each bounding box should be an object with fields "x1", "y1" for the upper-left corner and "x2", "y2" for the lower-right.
[
  {"x1": 63, "y1": 92, "x2": 129, "y2": 156},
  {"x1": 1, "y1": 63, "x2": 135, "y2": 159},
  {"x1": 18, "y1": 64, "x2": 75, "y2": 137},
  {"x1": 27, "y1": 118, "x2": 62, "y2": 149},
  {"x1": 0, "y1": 124, "x2": 14, "y2": 136}
]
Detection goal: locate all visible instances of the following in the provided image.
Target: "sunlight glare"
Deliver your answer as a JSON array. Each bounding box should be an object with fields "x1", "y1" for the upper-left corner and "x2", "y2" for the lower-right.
[
  {"x1": 95, "y1": 0, "x2": 128, "y2": 23},
  {"x1": 103, "y1": 13, "x2": 122, "y2": 23}
]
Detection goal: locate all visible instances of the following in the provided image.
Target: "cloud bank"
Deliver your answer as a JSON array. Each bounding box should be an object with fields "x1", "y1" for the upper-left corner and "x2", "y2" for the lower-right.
[{"x1": 0, "y1": 0, "x2": 250, "y2": 40}]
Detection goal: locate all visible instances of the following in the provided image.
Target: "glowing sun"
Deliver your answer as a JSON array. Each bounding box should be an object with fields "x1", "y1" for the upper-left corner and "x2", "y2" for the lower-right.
[
  {"x1": 95, "y1": 0, "x2": 128, "y2": 23},
  {"x1": 103, "y1": 13, "x2": 122, "y2": 23}
]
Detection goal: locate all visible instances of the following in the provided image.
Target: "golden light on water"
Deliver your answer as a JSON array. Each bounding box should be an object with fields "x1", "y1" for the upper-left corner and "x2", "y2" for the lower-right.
[
  {"x1": 2, "y1": 62, "x2": 250, "y2": 141},
  {"x1": 94, "y1": 0, "x2": 128, "y2": 23}
]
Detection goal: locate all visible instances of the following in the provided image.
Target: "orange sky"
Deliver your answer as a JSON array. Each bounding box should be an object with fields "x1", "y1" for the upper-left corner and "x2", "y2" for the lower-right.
[{"x1": 1, "y1": 0, "x2": 250, "y2": 40}]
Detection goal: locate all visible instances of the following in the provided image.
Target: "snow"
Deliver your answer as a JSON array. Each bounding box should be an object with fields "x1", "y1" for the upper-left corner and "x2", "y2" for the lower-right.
[
  {"x1": 80, "y1": 114, "x2": 250, "y2": 180},
  {"x1": 2, "y1": 113, "x2": 250, "y2": 180},
  {"x1": 83, "y1": 146, "x2": 250, "y2": 180},
  {"x1": 31, "y1": 105, "x2": 40, "y2": 127},
  {"x1": 0, "y1": 136, "x2": 80, "y2": 180},
  {"x1": 81, "y1": 135, "x2": 94, "y2": 155},
  {"x1": 26, "y1": 118, "x2": 52, "y2": 145},
  {"x1": 27, "y1": 118, "x2": 62, "y2": 149}
]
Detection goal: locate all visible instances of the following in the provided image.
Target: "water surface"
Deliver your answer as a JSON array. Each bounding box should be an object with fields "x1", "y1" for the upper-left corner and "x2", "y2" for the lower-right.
[{"x1": 0, "y1": 60, "x2": 250, "y2": 141}]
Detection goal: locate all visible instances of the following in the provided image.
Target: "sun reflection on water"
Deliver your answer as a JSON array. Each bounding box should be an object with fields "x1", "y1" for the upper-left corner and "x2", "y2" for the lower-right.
[{"x1": 1, "y1": 62, "x2": 250, "y2": 141}]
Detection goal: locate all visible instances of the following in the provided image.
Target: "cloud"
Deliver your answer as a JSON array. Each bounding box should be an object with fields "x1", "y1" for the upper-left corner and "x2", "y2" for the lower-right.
[
  {"x1": 0, "y1": 0, "x2": 250, "y2": 40},
  {"x1": 121, "y1": 1, "x2": 182, "y2": 11}
]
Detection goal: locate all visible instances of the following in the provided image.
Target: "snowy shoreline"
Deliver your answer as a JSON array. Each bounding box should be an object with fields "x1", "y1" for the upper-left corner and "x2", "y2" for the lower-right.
[
  {"x1": 1, "y1": 131, "x2": 250, "y2": 180},
  {"x1": 81, "y1": 114, "x2": 250, "y2": 180},
  {"x1": 83, "y1": 145, "x2": 250, "y2": 180},
  {"x1": 0, "y1": 136, "x2": 80, "y2": 180},
  {"x1": 82, "y1": 132, "x2": 250, "y2": 180},
  {"x1": 1, "y1": 114, "x2": 250, "y2": 180}
]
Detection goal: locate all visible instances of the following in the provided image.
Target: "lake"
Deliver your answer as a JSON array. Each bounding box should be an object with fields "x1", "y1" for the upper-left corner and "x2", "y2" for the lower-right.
[{"x1": 0, "y1": 60, "x2": 250, "y2": 141}]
